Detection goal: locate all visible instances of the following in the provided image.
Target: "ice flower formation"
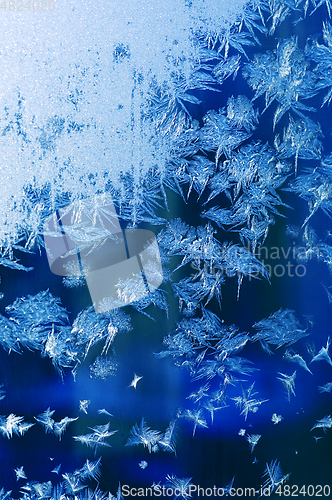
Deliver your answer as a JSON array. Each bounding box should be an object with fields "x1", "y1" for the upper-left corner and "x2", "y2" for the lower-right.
[{"x1": 0, "y1": 0, "x2": 332, "y2": 497}]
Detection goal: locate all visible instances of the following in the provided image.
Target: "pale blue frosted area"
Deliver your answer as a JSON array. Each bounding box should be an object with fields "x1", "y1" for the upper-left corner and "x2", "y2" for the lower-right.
[
  {"x1": 0, "y1": 0, "x2": 332, "y2": 498},
  {"x1": 0, "y1": 0, "x2": 246, "y2": 242}
]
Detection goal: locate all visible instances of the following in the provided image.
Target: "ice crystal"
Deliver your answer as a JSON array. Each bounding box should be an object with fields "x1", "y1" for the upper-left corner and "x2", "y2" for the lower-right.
[
  {"x1": 159, "y1": 420, "x2": 177, "y2": 455},
  {"x1": 125, "y1": 418, "x2": 162, "y2": 453},
  {"x1": 33, "y1": 409, "x2": 55, "y2": 434},
  {"x1": 232, "y1": 383, "x2": 268, "y2": 420},
  {"x1": 109, "y1": 484, "x2": 125, "y2": 500},
  {"x1": 261, "y1": 459, "x2": 290, "y2": 493},
  {"x1": 139, "y1": 461, "x2": 148, "y2": 470},
  {"x1": 0, "y1": 414, "x2": 34, "y2": 439},
  {"x1": 129, "y1": 374, "x2": 143, "y2": 389},
  {"x1": 277, "y1": 371, "x2": 297, "y2": 401},
  {"x1": 74, "y1": 459, "x2": 102, "y2": 482},
  {"x1": 181, "y1": 408, "x2": 209, "y2": 436},
  {"x1": 322, "y1": 283, "x2": 332, "y2": 302},
  {"x1": 173, "y1": 269, "x2": 224, "y2": 313},
  {"x1": 265, "y1": 0, "x2": 296, "y2": 34},
  {"x1": 51, "y1": 464, "x2": 61, "y2": 475},
  {"x1": 307, "y1": 21, "x2": 332, "y2": 104},
  {"x1": 34, "y1": 409, "x2": 77, "y2": 440},
  {"x1": 7, "y1": 291, "x2": 69, "y2": 329},
  {"x1": 310, "y1": 415, "x2": 332, "y2": 432},
  {"x1": 202, "y1": 399, "x2": 227, "y2": 423},
  {"x1": 224, "y1": 356, "x2": 257, "y2": 375},
  {"x1": 0, "y1": 291, "x2": 82, "y2": 376},
  {"x1": 74, "y1": 423, "x2": 118, "y2": 453},
  {"x1": 198, "y1": 96, "x2": 258, "y2": 164},
  {"x1": 212, "y1": 54, "x2": 242, "y2": 84},
  {"x1": 235, "y1": 3, "x2": 268, "y2": 41},
  {"x1": 188, "y1": 383, "x2": 211, "y2": 404},
  {"x1": 246, "y1": 433, "x2": 261, "y2": 453},
  {"x1": 79, "y1": 400, "x2": 90, "y2": 415},
  {"x1": 17, "y1": 422, "x2": 35, "y2": 436},
  {"x1": 98, "y1": 409, "x2": 113, "y2": 417},
  {"x1": 310, "y1": 337, "x2": 332, "y2": 366},
  {"x1": 221, "y1": 243, "x2": 269, "y2": 295},
  {"x1": 203, "y1": 142, "x2": 290, "y2": 252},
  {"x1": 318, "y1": 382, "x2": 332, "y2": 392},
  {"x1": 315, "y1": 0, "x2": 332, "y2": 17},
  {"x1": 252, "y1": 309, "x2": 307, "y2": 351},
  {"x1": 89, "y1": 356, "x2": 119, "y2": 380},
  {"x1": 14, "y1": 467, "x2": 27, "y2": 482},
  {"x1": 0, "y1": 258, "x2": 33, "y2": 273},
  {"x1": 130, "y1": 289, "x2": 168, "y2": 319},
  {"x1": 222, "y1": 477, "x2": 236, "y2": 495},
  {"x1": 54, "y1": 418, "x2": 79, "y2": 441},
  {"x1": 274, "y1": 116, "x2": 323, "y2": 174},
  {"x1": 21, "y1": 481, "x2": 54, "y2": 499},
  {"x1": 72, "y1": 307, "x2": 132, "y2": 359},
  {"x1": 164, "y1": 475, "x2": 194, "y2": 500},
  {"x1": 288, "y1": 159, "x2": 332, "y2": 226},
  {"x1": 157, "y1": 308, "x2": 253, "y2": 389},
  {"x1": 158, "y1": 220, "x2": 223, "y2": 271},
  {"x1": 62, "y1": 474, "x2": 85, "y2": 495},
  {"x1": 243, "y1": 37, "x2": 317, "y2": 129},
  {"x1": 206, "y1": 143, "x2": 287, "y2": 204},
  {"x1": 283, "y1": 350, "x2": 312, "y2": 374},
  {"x1": 62, "y1": 276, "x2": 86, "y2": 289},
  {"x1": 271, "y1": 413, "x2": 283, "y2": 424},
  {"x1": 217, "y1": 29, "x2": 255, "y2": 60}
]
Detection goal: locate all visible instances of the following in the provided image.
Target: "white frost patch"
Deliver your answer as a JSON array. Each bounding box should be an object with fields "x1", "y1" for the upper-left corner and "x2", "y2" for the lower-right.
[{"x1": 0, "y1": 0, "x2": 247, "y2": 245}]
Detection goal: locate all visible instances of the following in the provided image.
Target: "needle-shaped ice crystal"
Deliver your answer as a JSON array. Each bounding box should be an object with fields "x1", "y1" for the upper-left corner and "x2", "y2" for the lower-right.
[{"x1": 277, "y1": 371, "x2": 297, "y2": 401}]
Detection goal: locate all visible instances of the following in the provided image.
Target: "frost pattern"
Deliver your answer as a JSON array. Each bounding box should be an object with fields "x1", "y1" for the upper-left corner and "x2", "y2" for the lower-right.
[
  {"x1": 1, "y1": 0, "x2": 332, "y2": 496},
  {"x1": 0, "y1": 0, "x2": 247, "y2": 245}
]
